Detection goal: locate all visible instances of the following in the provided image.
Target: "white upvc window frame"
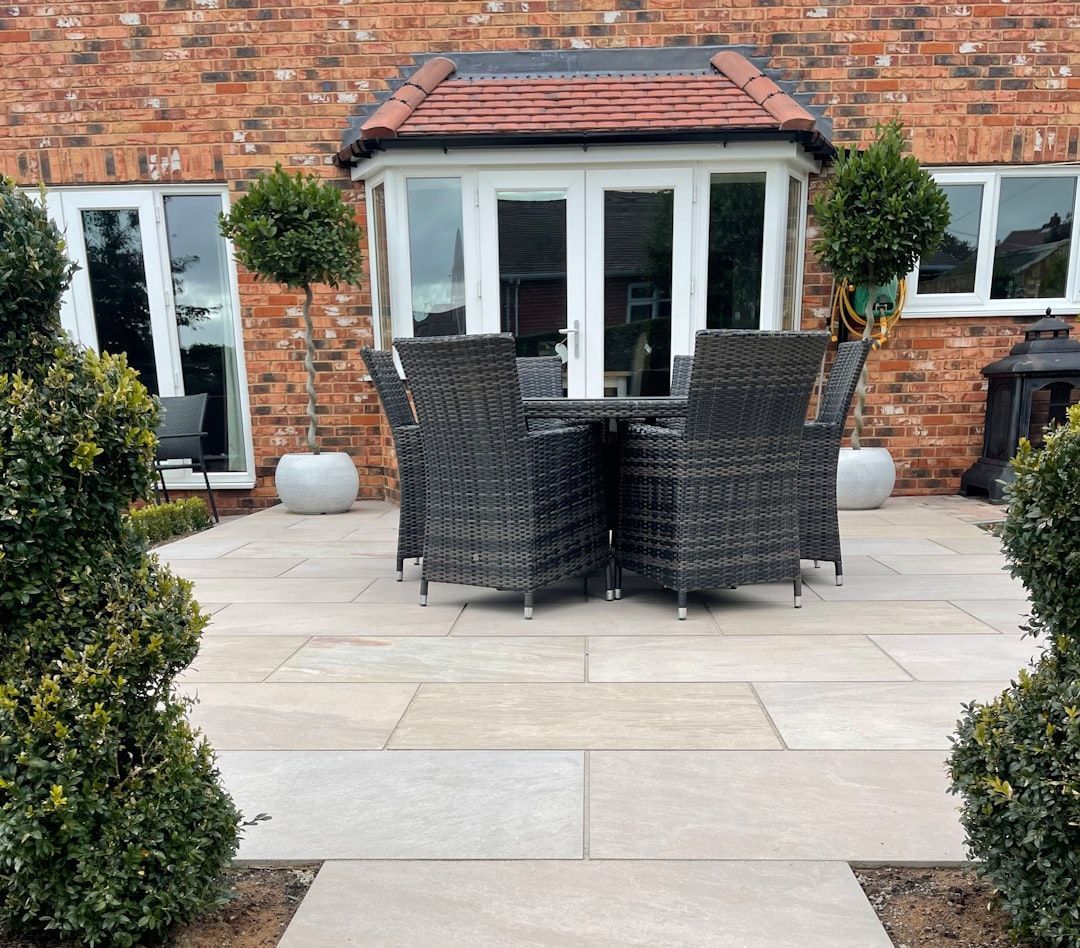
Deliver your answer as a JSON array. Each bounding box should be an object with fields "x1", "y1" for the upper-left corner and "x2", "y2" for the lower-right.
[
  {"x1": 906, "y1": 165, "x2": 1080, "y2": 319},
  {"x1": 38, "y1": 184, "x2": 256, "y2": 489},
  {"x1": 359, "y1": 143, "x2": 818, "y2": 375}
]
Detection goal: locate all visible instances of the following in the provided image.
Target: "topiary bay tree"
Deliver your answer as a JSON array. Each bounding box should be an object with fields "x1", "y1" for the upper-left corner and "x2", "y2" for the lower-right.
[
  {"x1": 814, "y1": 120, "x2": 949, "y2": 506},
  {"x1": 220, "y1": 165, "x2": 364, "y2": 514},
  {"x1": 0, "y1": 180, "x2": 240, "y2": 945},
  {"x1": 949, "y1": 404, "x2": 1080, "y2": 946}
]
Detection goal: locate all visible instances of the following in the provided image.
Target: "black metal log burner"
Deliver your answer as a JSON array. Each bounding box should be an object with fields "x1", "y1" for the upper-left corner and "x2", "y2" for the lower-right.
[{"x1": 962, "y1": 309, "x2": 1080, "y2": 502}]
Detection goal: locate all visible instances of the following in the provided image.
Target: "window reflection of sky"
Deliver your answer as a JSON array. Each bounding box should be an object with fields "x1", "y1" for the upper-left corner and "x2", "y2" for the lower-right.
[
  {"x1": 406, "y1": 178, "x2": 464, "y2": 318},
  {"x1": 163, "y1": 194, "x2": 231, "y2": 346}
]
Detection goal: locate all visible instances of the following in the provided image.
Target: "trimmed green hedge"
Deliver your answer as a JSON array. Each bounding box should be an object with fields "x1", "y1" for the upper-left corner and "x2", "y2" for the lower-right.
[
  {"x1": 129, "y1": 498, "x2": 213, "y2": 546},
  {"x1": 949, "y1": 404, "x2": 1080, "y2": 946}
]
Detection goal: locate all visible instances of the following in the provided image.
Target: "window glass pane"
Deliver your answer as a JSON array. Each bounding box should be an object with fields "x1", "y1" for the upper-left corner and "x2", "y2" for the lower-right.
[
  {"x1": 81, "y1": 208, "x2": 159, "y2": 394},
  {"x1": 992, "y1": 176, "x2": 1075, "y2": 299},
  {"x1": 162, "y1": 194, "x2": 246, "y2": 472},
  {"x1": 371, "y1": 183, "x2": 393, "y2": 348},
  {"x1": 917, "y1": 184, "x2": 982, "y2": 294},
  {"x1": 406, "y1": 177, "x2": 465, "y2": 336},
  {"x1": 706, "y1": 173, "x2": 765, "y2": 329},
  {"x1": 602, "y1": 189, "x2": 673, "y2": 397},
  {"x1": 781, "y1": 176, "x2": 802, "y2": 330},
  {"x1": 496, "y1": 190, "x2": 567, "y2": 367}
]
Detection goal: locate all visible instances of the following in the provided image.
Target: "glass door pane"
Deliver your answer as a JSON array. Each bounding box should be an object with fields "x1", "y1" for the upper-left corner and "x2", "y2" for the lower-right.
[
  {"x1": 497, "y1": 191, "x2": 568, "y2": 375},
  {"x1": 706, "y1": 172, "x2": 766, "y2": 330},
  {"x1": 601, "y1": 189, "x2": 674, "y2": 396},
  {"x1": 584, "y1": 170, "x2": 692, "y2": 398},
  {"x1": 80, "y1": 207, "x2": 160, "y2": 393},
  {"x1": 162, "y1": 194, "x2": 246, "y2": 472}
]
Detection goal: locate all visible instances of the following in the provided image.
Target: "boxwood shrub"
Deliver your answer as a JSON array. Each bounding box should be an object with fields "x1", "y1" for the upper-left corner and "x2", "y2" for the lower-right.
[
  {"x1": 130, "y1": 497, "x2": 213, "y2": 547},
  {"x1": 0, "y1": 179, "x2": 240, "y2": 946},
  {"x1": 949, "y1": 403, "x2": 1080, "y2": 946}
]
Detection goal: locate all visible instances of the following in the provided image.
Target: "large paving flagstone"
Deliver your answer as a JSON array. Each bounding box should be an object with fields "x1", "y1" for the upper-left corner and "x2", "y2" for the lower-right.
[
  {"x1": 588, "y1": 750, "x2": 967, "y2": 861},
  {"x1": 279, "y1": 860, "x2": 891, "y2": 948},
  {"x1": 268, "y1": 636, "x2": 585, "y2": 682},
  {"x1": 219, "y1": 750, "x2": 583, "y2": 859},
  {"x1": 178, "y1": 636, "x2": 306, "y2": 683},
  {"x1": 709, "y1": 599, "x2": 997, "y2": 635},
  {"x1": 588, "y1": 634, "x2": 909, "y2": 681},
  {"x1": 205, "y1": 601, "x2": 462, "y2": 636},
  {"x1": 180, "y1": 682, "x2": 417, "y2": 750},
  {"x1": 755, "y1": 681, "x2": 1009, "y2": 750},
  {"x1": 872, "y1": 633, "x2": 1043, "y2": 680},
  {"x1": 389, "y1": 683, "x2": 780, "y2": 749}
]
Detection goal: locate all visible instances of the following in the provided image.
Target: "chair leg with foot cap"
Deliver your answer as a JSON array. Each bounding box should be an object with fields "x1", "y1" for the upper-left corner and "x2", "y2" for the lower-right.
[
  {"x1": 614, "y1": 564, "x2": 623, "y2": 600},
  {"x1": 677, "y1": 589, "x2": 688, "y2": 621},
  {"x1": 523, "y1": 591, "x2": 534, "y2": 620},
  {"x1": 793, "y1": 576, "x2": 802, "y2": 609},
  {"x1": 419, "y1": 579, "x2": 428, "y2": 607},
  {"x1": 605, "y1": 560, "x2": 615, "y2": 601},
  {"x1": 835, "y1": 560, "x2": 844, "y2": 587},
  {"x1": 396, "y1": 558, "x2": 404, "y2": 582}
]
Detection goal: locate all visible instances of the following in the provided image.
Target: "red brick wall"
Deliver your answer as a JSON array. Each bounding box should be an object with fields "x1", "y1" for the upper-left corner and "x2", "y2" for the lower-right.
[{"x1": 2, "y1": 1, "x2": 1078, "y2": 506}]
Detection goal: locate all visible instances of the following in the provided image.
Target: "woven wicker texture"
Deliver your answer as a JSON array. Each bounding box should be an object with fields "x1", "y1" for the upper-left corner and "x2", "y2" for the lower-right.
[
  {"x1": 361, "y1": 346, "x2": 425, "y2": 571},
  {"x1": 517, "y1": 355, "x2": 564, "y2": 431},
  {"x1": 615, "y1": 330, "x2": 828, "y2": 611},
  {"x1": 395, "y1": 334, "x2": 609, "y2": 608},
  {"x1": 156, "y1": 394, "x2": 208, "y2": 462},
  {"x1": 798, "y1": 339, "x2": 872, "y2": 580},
  {"x1": 523, "y1": 396, "x2": 688, "y2": 421}
]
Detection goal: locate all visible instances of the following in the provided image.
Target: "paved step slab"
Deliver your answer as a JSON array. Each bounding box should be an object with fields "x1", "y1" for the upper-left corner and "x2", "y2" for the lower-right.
[{"x1": 279, "y1": 860, "x2": 891, "y2": 948}]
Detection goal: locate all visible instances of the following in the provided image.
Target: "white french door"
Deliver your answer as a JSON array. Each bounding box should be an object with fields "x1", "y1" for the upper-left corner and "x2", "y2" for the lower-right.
[
  {"x1": 44, "y1": 187, "x2": 255, "y2": 486},
  {"x1": 478, "y1": 168, "x2": 694, "y2": 397}
]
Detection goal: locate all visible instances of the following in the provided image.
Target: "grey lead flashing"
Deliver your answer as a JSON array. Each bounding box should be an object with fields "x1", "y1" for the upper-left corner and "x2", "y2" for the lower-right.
[{"x1": 339, "y1": 44, "x2": 833, "y2": 157}]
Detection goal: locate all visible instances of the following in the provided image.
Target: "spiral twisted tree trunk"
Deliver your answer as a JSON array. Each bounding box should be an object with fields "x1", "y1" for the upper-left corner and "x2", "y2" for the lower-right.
[
  {"x1": 850, "y1": 285, "x2": 878, "y2": 451},
  {"x1": 301, "y1": 284, "x2": 319, "y2": 455}
]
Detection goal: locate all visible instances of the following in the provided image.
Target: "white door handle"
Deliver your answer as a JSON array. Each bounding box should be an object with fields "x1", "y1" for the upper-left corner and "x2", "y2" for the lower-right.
[{"x1": 558, "y1": 319, "x2": 581, "y2": 358}]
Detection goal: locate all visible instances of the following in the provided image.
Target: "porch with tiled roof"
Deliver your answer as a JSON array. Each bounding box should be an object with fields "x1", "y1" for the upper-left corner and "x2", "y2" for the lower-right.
[{"x1": 159, "y1": 495, "x2": 1032, "y2": 946}]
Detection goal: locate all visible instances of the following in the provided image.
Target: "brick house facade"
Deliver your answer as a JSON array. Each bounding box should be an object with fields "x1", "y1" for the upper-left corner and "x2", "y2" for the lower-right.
[{"x1": 2, "y1": 1, "x2": 1078, "y2": 511}]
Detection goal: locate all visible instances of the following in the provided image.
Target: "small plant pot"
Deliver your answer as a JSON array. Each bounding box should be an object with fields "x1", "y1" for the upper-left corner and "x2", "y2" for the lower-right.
[
  {"x1": 275, "y1": 452, "x2": 359, "y2": 515},
  {"x1": 836, "y1": 446, "x2": 896, "y2": 510}
]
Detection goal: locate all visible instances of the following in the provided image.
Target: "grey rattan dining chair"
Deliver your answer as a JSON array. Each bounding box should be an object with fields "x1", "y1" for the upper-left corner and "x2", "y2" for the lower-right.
[
  {"x1": 614, "y1": 330, "x2": 828, "y2": 619},
  {"x1": 799, "y1": 339, "x2": 872, "y2": 586},
  {"x1": 361, "y1": 346, "x2": 425, "y2": 581},
  {"x1": 396, "y1": 334, "x2": 610, "y2": 618},
  {"x1": 660, "y1": 353, "x2": 694, "y2": 427},
  {"x1": 155, "y1": 393, "x2": 219, "y2": 522},
  {"x1": 517, "y1": 355, "x2": 565, "y2": 431}
]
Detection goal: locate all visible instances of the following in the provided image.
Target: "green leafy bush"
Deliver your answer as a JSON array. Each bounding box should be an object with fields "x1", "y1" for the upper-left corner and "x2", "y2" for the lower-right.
[
  {"x1": 130, "y1": 498, "x2": 213, "y2": 546},
  {"x1": 0, "y1": 179, "x2": 240, "y2": 946},
  {"x1": 949, "y1": 403, "x2": 1080, "y2": 946}
]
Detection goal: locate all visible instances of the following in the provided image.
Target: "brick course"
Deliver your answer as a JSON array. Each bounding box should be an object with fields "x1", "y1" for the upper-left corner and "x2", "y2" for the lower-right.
[{"x1": 2, "y1": 1, "x2": 1078, "y2": 507}]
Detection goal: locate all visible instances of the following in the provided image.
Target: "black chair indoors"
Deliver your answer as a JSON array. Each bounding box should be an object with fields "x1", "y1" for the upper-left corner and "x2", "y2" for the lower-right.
[{"x1": 155, "y1": 393, "x2": 219, "y2": 522}]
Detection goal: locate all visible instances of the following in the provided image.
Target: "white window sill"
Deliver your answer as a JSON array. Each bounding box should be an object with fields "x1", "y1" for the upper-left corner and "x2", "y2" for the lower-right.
[{"x1": 904, "y1": 299, "x2": 1079, "y2": 319}]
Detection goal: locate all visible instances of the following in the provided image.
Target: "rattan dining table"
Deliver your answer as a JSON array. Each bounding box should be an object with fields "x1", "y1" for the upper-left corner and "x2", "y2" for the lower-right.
[{"x1": 522, "y1": 395, "x2": 688, "y2": 422}]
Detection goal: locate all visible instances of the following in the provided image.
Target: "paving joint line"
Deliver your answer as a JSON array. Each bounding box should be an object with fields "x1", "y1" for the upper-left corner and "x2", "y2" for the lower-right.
[
  {"x1": 382, "y1": 684, "x2": 423, "y2": 749},
  {"x1": 748, "y1": 682, "x2": 788, "y2": 749}
]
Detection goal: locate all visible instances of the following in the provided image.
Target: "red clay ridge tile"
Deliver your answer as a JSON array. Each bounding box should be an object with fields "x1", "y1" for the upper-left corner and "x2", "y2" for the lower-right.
[
  {"x1": 709, "y1": 51, "x2": 815, "y2": 132},
  {"x1": 360, "y1": 56, "x2": 456, "y2": 140}
]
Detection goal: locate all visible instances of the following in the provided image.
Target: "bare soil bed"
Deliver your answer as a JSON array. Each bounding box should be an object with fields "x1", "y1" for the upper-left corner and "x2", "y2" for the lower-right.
[
  {"x1": 857, "y1": 866, "x2": 1030, "y2": 947},
  {"x1": 0, "y1": 865, "x2": 316, "y2": 948}
]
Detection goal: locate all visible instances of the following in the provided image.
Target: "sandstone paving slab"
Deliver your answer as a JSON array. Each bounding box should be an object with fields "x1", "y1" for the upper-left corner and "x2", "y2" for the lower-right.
[
  {"x1": 179, "y1": 682, "x2": 416, "y2": 750},
  {"x1": 871, "y1": 633, "x2": 1043, "y2": 681},
  {"x1": 589, "y1": 750, "x2": 966, "y2": 861},
  {"x1": 709, "y1": 599, "x2": 997, "y2": 636},
  {"x1": 755, "y1": 681, "x2": 1010, "y2": 750},
  {"x1": 835, "y1": 539, "x2": 958, "y2": 557},
  {"x1": 178, "y1": 636, "x2": 307, "y2": 683},
  {"x1": 622, "y1": 577, "x2": 822, "y2": 605},
  {"x1": 452, "y1": 595, "x2": 721, "y2": 636},
  {"x1": 222, "y1": 540, "x2": 397, "y2": 559},
  {"x1": 800, "y1": 555, "x2": 898, "y2": 577},
  {"x1": 279, "y1": 558, "x2": 414, "y2": 579},
  {"x1": 838, "y1": 523, "x2": 988, "y2": 540},
  {"x1": 389, "y1": 683, "x2": 779, "y2": 750},
  {"x1": 163, "y1": 558, "x2": 304, "y2": 579},
  {"x1": 951, "y1": 599, "x2": 1031, "y2": 634},
  {"x1": 807, "y1": 573, "x2": 1025, "y2": 602},
  {"x1": 189, "y1": 577, "x2": 374, "y2": 604},
  {"x1": 934, "y1": 535, "x2": 1007, "y2": 555},
  {"x1": 268, "y1": 636, "x2": 586, "y2": 682},
  {"x1": 206, "y1": 601, "x2": 461, "y2": 636},
  {"x1": 154, "y1": 536, "x2": 250, "y2": 559},
  {"x1": 219, "y1": 750, "x2": 583, "y2": 859},
  {"x1": 279, "y1": 860, "x2": 891, "y2": 948},
  {"x1": 872, "y1": 554, "x2": 1008, "y2": 575},
  {"x1": 196, "y1": 602, "x2": 229, "y2": 615},
  {"x1": 588, "y1": 635, "x2": 910, "y2": 682},
  {"x1": 355, "y1": 576, "x2": 587, "y2": 607}
]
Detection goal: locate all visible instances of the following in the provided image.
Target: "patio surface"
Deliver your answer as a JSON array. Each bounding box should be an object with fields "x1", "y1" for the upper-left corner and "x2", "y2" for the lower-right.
[{"x1": 160, "y1": 495, "x2": 1033, "y2": 946}]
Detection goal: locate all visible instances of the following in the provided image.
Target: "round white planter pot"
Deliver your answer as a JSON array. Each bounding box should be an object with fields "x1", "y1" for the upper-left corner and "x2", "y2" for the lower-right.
[
  {"x1": 836, "y1": 447, "x2": 896, "y2": 510},
  {"x1": 275, "y1": 452, "x2": 359, "y2": 515}
]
